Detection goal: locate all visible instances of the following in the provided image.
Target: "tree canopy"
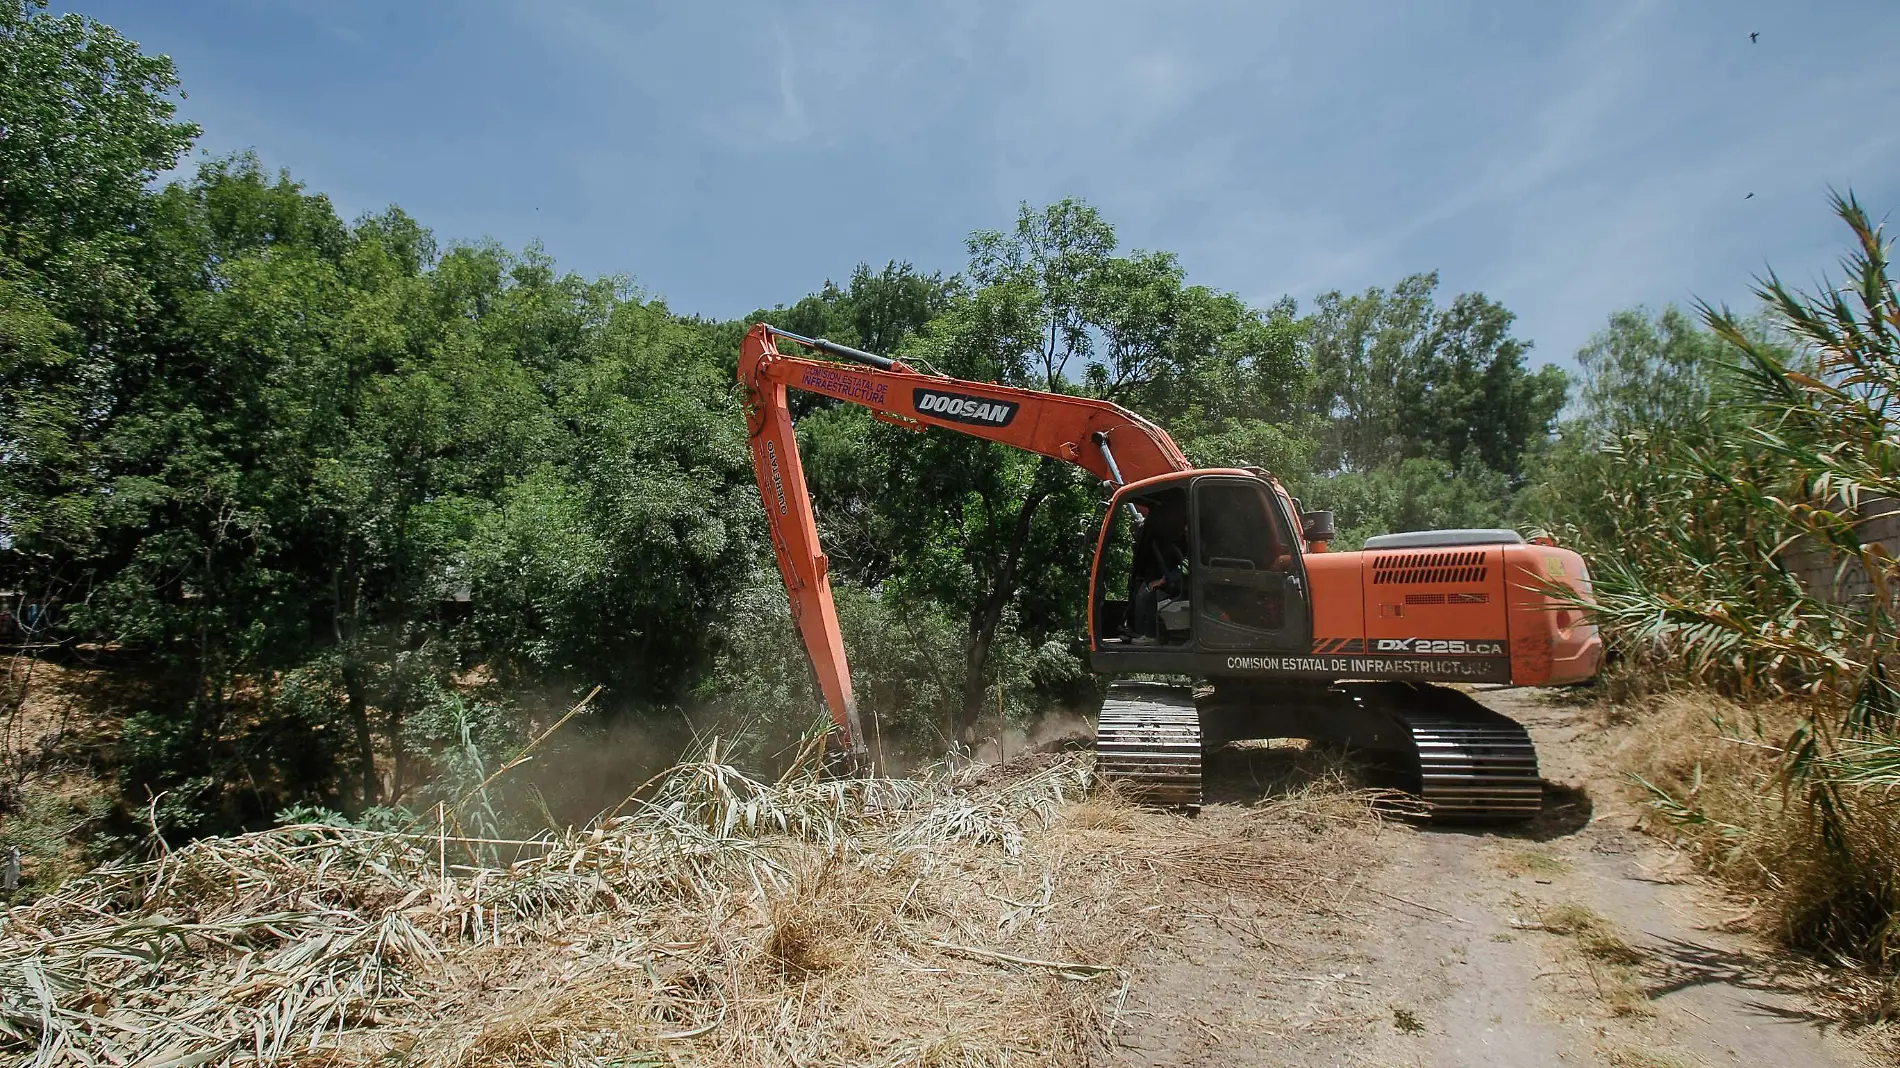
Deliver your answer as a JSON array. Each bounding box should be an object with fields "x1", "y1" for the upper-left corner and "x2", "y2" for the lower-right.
[{"x1": 1, "y1": 2, "x2": 1576, "y2": 834}]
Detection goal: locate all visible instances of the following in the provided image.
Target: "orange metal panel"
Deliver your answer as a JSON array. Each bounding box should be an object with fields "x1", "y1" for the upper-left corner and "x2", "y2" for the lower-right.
[
  {"x1": 1501, "y1": 544, "x2": 1603, "y2": 686},
  {"x1": 1303, "y1": 552, "x2": 1364, "y2": 645},
  {"x1": 1359, "y1": 545, "x2": 1508, "y2": 645}
]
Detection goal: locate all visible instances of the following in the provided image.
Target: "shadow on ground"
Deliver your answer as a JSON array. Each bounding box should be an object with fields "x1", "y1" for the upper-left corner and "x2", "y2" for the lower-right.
[
  {"x1": 1637, "y1": 933, "x2": 1876, "y2": 1034},
  {"x1": 1513, "y1": 780, "x2": 1594, "y2": 840},
  {"x1": 1395, "y1": 780, "x2": 1593, "y2": 840},
  {"x1": 1645, "y1": 934, "x2": 1811, "y2": 998}
]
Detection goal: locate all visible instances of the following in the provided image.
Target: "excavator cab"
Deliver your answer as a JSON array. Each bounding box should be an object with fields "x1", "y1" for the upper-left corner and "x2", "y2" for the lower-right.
[{"x1": 1089, "y1": 471, "x2": 1312, "y2": 670}]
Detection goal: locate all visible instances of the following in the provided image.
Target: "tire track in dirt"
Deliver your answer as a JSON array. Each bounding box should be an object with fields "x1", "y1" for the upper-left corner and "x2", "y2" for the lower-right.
[{"x1": 1107, "y1": 690, "x2": 1874, "y2": 1068}]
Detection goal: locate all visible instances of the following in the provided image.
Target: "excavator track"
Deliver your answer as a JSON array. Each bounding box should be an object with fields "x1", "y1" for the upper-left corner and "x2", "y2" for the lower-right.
[
  {"x1": 1096, "y1": 680, "x2": 1540, "y2": 822},
  {"x1": 1340, "y1": 683, "x2": 1542, "y2": 822},
  {"x1": 1403, "y1": 714, "x2": 1542, "y2": 820},
  {"x1": 1094, "y1": 681, "x2": 1202, "y2": 811}
]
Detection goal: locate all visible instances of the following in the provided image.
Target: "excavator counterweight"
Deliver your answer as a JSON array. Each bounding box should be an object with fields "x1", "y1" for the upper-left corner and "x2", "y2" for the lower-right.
[{"x1": 738, "y1": 323, "x2": 1602, "y2": 819}]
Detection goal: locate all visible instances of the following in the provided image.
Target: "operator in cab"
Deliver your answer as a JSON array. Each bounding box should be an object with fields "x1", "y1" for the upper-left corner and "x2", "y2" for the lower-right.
[{"x1": 1126, "y1": 492, "x2": 1189, "y2": 644}]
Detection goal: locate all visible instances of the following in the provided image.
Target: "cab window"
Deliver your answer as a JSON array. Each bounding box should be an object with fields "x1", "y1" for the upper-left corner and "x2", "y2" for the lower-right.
[{"x1": 1194, "y1": 481, "x2": 1293, "y2": 638}]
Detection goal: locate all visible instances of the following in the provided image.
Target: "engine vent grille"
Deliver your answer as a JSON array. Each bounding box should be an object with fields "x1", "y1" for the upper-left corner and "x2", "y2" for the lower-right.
[{"x1": 1372, "y1": 551, "x2": 1488, "y2": 585}]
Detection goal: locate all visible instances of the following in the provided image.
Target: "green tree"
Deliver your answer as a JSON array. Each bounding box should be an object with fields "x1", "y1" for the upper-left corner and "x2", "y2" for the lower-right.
[
  {"x1": 0, "y1": 0, "x2": 198, "y2": 578},
  {"x1": 82, "y1": 159, "x2": 418, "y2": 818},
  {"x1": 1572, "y1": 304, "x2": 1729, "y2": 440},
  {"x1": 772, "y1": 260, "x2": 960, "y2": 358},
  {"x1": 1320, "y1": 458, "x2": 1510, "y2": 549},
  {"x1": 1514, "y1": 304, "x2": 1742, "y2": 544},
  {"x1": 1307, "y1": 273, "x2": 1437, "y2": 472},
  {"x1": 1306, "y1": 273, "x2": 1563, "y2": 477},
  {"x1": 852, "y1": 199, "x2": 1311, "y2": 743},
  {"x1": 1432, "y1": 292, "x2": 1567, "y2": 477}
]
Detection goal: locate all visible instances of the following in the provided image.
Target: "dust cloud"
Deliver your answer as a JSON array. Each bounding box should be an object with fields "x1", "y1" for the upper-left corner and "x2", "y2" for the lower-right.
[
  {"x1": 970, "y1": 706, "x2": 1094, "y2": 764},
  {"x1": 489, "y1": 699, "x2": 1099, "y2": 829}
]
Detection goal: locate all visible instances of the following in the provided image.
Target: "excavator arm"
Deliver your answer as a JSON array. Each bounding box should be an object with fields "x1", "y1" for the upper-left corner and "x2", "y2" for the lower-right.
[{"x1": 737, "y1": 322, "x2": 1190, "y2": 755}]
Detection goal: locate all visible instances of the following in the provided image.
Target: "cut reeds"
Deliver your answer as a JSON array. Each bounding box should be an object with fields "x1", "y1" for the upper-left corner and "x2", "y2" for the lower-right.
[{"x1": 0, "y1": 752, "x2": 1381, "y2": 1067}]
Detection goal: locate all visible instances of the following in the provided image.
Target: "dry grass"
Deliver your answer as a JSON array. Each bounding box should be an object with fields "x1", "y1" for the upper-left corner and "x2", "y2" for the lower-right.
[
  {"x1": 0, "y1": 753, "x2": 1382, "y2": 1067},
  {"x1": 1529, "y1": 902, "x2": 1651, "y2": 1018},
  {"x1": 1496, "y1": 849, "x2": 1570, "y2": 880},
  {"x1": 1611, "y1": 691, "x2": 1900, "y2": 1043},
  {"x1": 1599, "y1": 1045, "x2": 1698, "y2": 1068},
  {"x1": 1614, "y1": 693, "x2": 1899, "y2": 954},
  {"x1": 1537, "y1": 904, "x2": 1644, "y2": 967},
  {"x1": 1, "y1": 659, "x2": 123, "y2": 899},
  {"x1": 1611, "y1": 691, "x2": 1808, "y2": 871}
]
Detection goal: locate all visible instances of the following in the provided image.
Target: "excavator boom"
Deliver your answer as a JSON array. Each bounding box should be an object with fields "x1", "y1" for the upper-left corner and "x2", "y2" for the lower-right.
[{"x1": 738, "y1": 323, "x2": 1189, "y2": 751}]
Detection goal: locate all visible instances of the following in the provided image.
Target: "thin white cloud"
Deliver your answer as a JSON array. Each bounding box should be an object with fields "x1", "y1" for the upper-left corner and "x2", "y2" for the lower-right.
[
  {"x1": 771, "y1": 22, "x2": 810, "y2": 142},
  {"x1": 134, "y1": 0, "x2": 1900, "y2": 366}
]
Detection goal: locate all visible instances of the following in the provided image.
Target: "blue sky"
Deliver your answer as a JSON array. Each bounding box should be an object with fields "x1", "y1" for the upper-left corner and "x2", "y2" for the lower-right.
[{"x1": 68, "y1": 0, "x2": 1900, "y2": 368}]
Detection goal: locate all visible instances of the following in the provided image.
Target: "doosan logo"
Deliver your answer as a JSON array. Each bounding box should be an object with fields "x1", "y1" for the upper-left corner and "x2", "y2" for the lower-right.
[{"x1": 913, "y1": 388, "x2": 1019, "y2": 427}]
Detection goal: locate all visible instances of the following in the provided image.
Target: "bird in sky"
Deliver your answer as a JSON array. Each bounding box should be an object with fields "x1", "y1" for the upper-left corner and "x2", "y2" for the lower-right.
[
  {"x1": 1745, "y1": 192, "x2": 1755, "y2": 199},
  {"x1": 1750, "y1": 31, "x2": 1759, "y2": 43}
]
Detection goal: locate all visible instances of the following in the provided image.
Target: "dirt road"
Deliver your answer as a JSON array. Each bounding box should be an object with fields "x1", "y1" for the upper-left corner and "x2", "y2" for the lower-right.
[{"x1": 1108, "y1": 689, "x2": 1875, "y2": 1068}]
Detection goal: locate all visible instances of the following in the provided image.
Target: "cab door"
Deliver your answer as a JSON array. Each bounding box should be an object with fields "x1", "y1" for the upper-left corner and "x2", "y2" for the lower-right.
[{"x1": 1190, "y1": 476, "x2": 1310, "y2": 652}]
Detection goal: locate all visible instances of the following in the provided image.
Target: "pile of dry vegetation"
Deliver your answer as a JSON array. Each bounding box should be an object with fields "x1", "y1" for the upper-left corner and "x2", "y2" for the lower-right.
[{"x1": 0, "y1": 750, "x2": 1379, "y2": 1067}]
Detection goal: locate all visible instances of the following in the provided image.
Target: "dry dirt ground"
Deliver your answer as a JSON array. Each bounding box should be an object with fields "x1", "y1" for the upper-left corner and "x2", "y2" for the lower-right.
[{"x1": 1107, "y1": 689, "x2": 1879, "y2": 1068}]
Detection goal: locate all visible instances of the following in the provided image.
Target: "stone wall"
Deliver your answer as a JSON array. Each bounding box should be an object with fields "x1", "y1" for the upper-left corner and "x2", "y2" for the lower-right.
[{"x1": 1783, "y1": 496, "x2": 1899, "y2": 604}]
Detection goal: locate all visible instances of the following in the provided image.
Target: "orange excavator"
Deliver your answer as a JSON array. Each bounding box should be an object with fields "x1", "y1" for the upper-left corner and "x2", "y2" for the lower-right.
[{"x1": 739, "y1": 323, "x2": 1602, "y2": 819}]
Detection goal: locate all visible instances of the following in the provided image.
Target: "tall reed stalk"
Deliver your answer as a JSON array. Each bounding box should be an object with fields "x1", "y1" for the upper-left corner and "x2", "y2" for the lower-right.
[{"x1": 1574, "y1": 192, "x2": 1900, "y2": 983}]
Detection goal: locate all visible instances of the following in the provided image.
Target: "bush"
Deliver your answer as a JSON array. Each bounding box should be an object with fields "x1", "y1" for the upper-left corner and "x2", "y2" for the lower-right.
[{"x1": 694, "y1": 573, "x2": 1076, "y2": 773}]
